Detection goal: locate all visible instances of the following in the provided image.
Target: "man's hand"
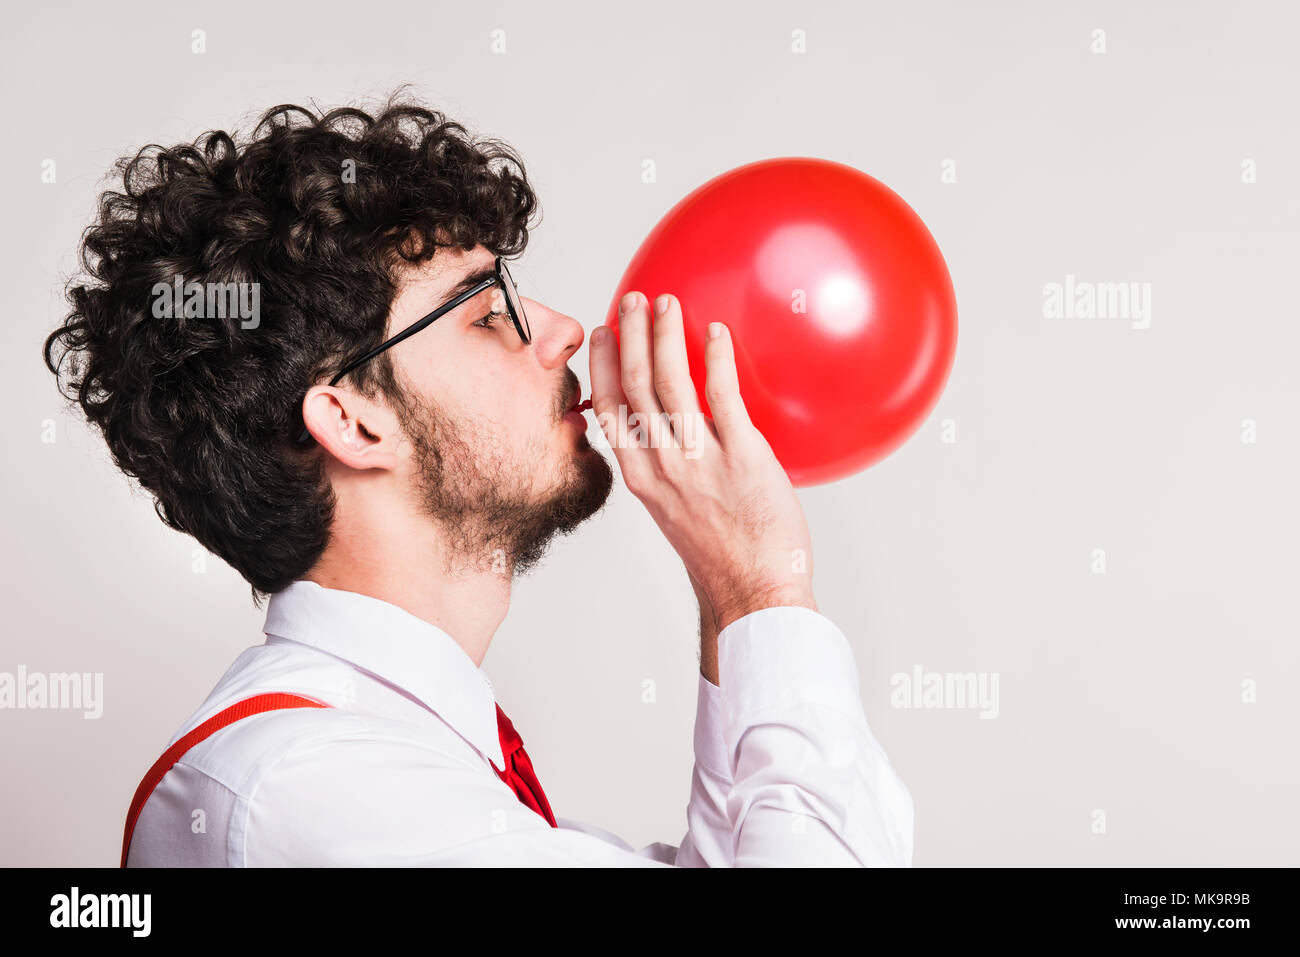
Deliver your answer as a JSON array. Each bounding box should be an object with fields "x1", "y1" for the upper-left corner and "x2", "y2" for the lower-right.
[{"x1": 589, "y1": 291, "x2": 817, "y2": 683}]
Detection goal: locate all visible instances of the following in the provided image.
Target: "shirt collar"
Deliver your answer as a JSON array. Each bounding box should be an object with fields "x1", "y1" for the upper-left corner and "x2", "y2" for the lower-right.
[{"x1": 262, "y1": 579, "x2": 505, "y2": 770}]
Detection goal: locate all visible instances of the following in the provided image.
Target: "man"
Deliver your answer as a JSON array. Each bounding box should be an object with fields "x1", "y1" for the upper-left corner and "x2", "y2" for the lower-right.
[{"x1": 44, "y1": 92, "x2": 914, "y2": 866}]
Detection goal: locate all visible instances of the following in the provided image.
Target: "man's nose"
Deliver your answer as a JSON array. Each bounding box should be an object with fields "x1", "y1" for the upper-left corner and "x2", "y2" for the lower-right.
[{"x1": 522, "y1": 298, "x2": 585, "y2": 368}]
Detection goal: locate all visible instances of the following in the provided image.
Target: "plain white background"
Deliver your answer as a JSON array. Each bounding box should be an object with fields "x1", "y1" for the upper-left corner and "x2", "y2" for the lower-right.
[{"x1": 2, "y1": 0, "x2": 1296, "y2": 866}]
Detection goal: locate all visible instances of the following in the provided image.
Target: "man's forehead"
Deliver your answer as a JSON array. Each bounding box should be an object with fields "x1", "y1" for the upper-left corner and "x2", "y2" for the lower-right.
[{"x1": 397, "y1": 245, "x2": 496, "y2": 298}]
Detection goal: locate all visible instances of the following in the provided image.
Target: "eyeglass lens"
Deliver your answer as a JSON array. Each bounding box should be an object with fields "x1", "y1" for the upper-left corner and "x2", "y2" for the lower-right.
[{"x1": 498, "y1": 259, "x2": 530, "y2": 342}]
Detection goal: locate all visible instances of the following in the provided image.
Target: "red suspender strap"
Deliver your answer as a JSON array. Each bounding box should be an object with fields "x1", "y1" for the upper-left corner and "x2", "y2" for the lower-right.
[{"x1": 119, "y1": 692, "x2": 332, "y2": 868}]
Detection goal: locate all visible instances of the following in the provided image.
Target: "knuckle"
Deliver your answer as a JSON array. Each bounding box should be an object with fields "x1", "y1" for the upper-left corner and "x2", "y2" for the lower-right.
[
  {"x1": 704, "y1": 382, "x2": 732, "y2": 407},
  {"x1": 622, "y1": 468, "x2": 652, "y2": 498},
  {"x1": 650, "y1": 413, "x2": 678, "y2": 448},
  {"x1": 653, "y1": 371, "x2": 680, "y2": 398},
  {"x1": 656, "y1": 451, "x2": 688, "y2": 486},
  {"x1": 621, "y1": 365, "x2": 650, "y2": 395}
]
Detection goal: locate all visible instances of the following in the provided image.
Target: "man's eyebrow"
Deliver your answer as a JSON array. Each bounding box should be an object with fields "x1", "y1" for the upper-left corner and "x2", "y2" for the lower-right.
[{"x1": 442, "y1": 265, "x2": 498, "y2": 304}]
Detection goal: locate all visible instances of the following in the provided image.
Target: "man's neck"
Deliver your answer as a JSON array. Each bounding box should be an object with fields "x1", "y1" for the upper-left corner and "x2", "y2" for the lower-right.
[{"x1": 306, "y1": 539, "x2": 511, "y2": 668}]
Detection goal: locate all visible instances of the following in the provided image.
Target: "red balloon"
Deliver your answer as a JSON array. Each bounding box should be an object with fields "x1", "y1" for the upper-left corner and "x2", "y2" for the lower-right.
[{"x1": 605, "y1": 157, "x2": 957, "y2": 487}]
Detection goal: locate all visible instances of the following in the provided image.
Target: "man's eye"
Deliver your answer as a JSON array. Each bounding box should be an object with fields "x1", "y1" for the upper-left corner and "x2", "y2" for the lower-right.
[{"x1": 474, "y1": 311, "x2": 506, "y2": 329}]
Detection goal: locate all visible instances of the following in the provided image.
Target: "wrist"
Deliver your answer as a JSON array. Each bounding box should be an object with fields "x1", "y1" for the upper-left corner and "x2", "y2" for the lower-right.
[{"x1": 714, "y1": 584, "x2": 817, "y2": 635}]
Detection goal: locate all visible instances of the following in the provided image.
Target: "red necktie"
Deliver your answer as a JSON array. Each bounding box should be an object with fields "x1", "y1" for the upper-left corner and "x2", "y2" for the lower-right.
[{"x1": 493, "y1": 703, "x2": 557, "y2": 827}]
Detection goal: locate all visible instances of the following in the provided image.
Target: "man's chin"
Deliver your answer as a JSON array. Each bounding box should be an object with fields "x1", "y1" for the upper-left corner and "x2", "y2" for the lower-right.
[
  {"x1": 507, "y1": 448, "x2": 613, "y2": 578},
  {"x1": 555, "y1": 443, "x2": 614, "y2": 528}
]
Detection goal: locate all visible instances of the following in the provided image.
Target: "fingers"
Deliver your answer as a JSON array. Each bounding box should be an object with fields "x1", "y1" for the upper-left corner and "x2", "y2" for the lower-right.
[
  {"x1": 588, "y1": 320, "x2": 646, "y2": 480},
  {"x1": 703, "y1": 321, "x2": 755, "y2": 450},
  {"x1": 616, "y1": 292, "x2": 665, "y2": 420},
  {"x1": 591, "y1": 291, "x2": 735, "y2": 492},
  {"x1": 621, "y1": 291, "x2": 687, "y2": 450},
  {"x1": 651, "y1": 294, "x2": 703, "y2": 419}
]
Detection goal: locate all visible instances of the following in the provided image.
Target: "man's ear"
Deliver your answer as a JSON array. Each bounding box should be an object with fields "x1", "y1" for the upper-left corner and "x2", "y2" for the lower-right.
[{"x1": 300, "y1": 384, "x2": 403, "y2": 471}]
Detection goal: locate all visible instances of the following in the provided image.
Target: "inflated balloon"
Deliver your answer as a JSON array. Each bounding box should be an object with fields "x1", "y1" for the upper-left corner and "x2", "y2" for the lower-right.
[{"x1": 605, "y1": 157, "x2": 957, "y2": 487}]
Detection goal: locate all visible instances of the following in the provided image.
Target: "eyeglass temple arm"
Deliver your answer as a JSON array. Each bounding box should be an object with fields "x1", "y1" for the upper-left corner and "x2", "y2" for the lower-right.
[{"x1": 292, "y1": 276, "x2": 499, "y2": 446}]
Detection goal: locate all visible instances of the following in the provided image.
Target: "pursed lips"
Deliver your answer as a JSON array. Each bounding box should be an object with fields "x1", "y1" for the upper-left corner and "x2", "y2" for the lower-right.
[
  {"x1": 559, "y1": 385, "x2": 581, "y2": 422},
  {"x1": 562, "y1": 386, "x2": 592, "y2": 422}
]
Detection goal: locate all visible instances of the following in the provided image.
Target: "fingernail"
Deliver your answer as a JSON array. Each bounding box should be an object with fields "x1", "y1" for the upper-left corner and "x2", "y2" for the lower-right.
[
  {"x1": 619, "y1": 292, "x2": 637, "y2": 315},
  {"x1": 654, "y1": 294, "x2": 669, "y2": 316},
  {"x1": 708, "y1": 322, "x2": 723, "y2": 340},
  {"x1": 591, "y1": 326, "x2": 607, "y2": 346}
]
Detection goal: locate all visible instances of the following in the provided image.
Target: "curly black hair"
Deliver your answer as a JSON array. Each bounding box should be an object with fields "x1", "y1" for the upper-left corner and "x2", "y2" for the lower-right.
[{"x1": 43, "y1": 88, "x2": 540, "y2": 603}]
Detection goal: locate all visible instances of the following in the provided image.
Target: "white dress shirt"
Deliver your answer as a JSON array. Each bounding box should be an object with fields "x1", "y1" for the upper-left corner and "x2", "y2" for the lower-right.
[{"x1": 125, "y1": 580, "x2": 913, "y2": 867}]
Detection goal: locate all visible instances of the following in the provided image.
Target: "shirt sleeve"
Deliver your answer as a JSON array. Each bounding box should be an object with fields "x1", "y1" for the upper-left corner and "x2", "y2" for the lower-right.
[
  {"x1": 537, "y1": 606, "x2": 914, "y2": 868},
  {"x1": 709, "y1": 605, "x2": 914, "y2": 867},
  {"x1": 670, "y1": 672, "x2": 735, "y2": 867},
  {"x1": 242, "y1": 606, "x2": 912, "y2": 867}
]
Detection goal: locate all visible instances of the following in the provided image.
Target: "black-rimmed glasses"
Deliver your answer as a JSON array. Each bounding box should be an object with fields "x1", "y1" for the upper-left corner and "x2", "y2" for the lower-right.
[{"x1": 293, "y1": 256, "x2": 530, "y2": 447}]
